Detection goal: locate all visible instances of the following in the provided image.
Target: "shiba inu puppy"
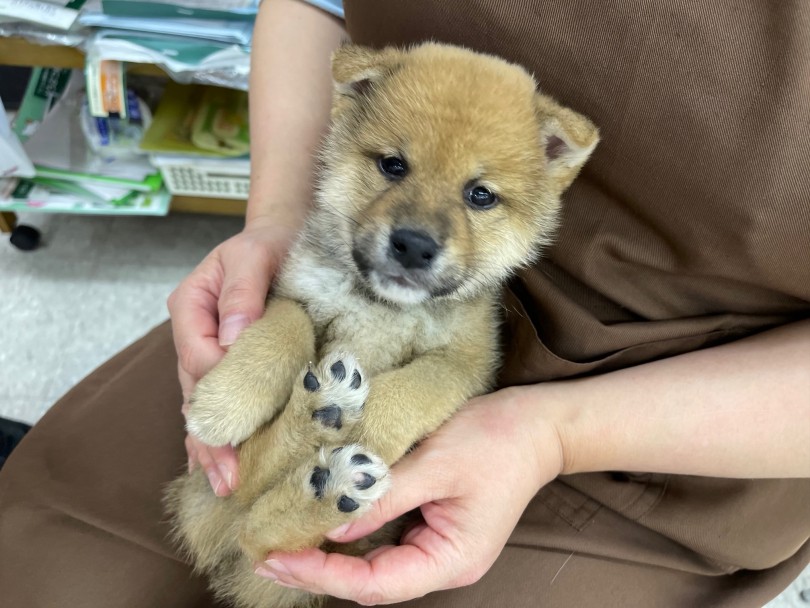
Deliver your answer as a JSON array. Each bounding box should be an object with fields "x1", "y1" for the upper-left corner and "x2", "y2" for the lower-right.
[{"x1": 166, "y1": 42, "x2": 598, "y2": 608}]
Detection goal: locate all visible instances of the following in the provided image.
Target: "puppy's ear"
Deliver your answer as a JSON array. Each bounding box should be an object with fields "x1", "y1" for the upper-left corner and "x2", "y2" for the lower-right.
[
  {"x1": 535, "y1": 93, "x2": 600, "y2": 188},
  {"x1": 331, "y1": 44, "x2": 403, "y2": 98}
]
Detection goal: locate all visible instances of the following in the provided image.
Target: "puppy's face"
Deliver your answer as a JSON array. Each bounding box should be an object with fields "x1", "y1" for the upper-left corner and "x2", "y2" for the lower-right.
[{"x1": 316, "y1": 43, "x2": 598, "y2": 306}]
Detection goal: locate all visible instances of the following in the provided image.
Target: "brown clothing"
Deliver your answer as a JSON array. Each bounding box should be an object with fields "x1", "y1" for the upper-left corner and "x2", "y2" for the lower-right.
[
  {"x1": 1, "y1": 1, "x2": 809, "y2": 607},
  {"x1": 345, "y1": 0, "x2": 810, "y2": 574},
  {"x1": 2, "y1": 324, "x2": 808, "y2": 608}
]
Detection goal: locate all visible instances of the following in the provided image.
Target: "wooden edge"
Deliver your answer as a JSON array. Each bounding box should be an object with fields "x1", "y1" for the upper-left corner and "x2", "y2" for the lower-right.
[
  {"x1": 0, "y1": 211, "x2": 17, "y2": 233},
  {"x1": 170, "y1": 196, "x2": 247, "y2": 216},
  {"x1": 0, "y1": 36, "x2": 166, "y2": 76}
]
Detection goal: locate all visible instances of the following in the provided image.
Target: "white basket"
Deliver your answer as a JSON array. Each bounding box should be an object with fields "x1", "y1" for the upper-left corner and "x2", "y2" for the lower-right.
[{"x1": 151, "y1": 156, "x2": 250, "y2": 199}]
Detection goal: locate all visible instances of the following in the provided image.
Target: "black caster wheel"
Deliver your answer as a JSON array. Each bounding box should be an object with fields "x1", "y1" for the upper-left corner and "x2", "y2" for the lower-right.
[
  {"x1": 9, "y1": 223, "x2": 41, "y2": 251},
  {"x1": 0, "y1": 416, "x2": 32, "y2": 469}
]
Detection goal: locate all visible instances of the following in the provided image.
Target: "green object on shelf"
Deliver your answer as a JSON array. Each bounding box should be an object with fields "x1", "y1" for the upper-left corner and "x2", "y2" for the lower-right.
[
  {"x1": 100, "y1": 0, "x2": 258, "y2": 22},
  {"x1": 34, "y1": 166, "x2": 164, "y2": 192},
  {"x1": 1, "y1": 177, "x2": 172, "y2": 215},
  {"x1": 12, "y1": 67, "x2": 72, "y2": 142},
  {"x1": 140, "y1": 82, "x2": 249, "y2": 158}
]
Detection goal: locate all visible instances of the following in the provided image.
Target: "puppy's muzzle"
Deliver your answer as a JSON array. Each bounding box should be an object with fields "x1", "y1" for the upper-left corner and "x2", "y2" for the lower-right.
[{"x1": 389, "y1": 228, "x2": 440, "y2": 270}]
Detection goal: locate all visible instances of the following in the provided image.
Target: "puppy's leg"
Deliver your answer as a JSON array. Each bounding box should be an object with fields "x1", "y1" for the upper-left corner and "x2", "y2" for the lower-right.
[
  {"x1": 237, "y1": 353, "x2": 391, "y2": 558},
  {"x1": 239, "y1": 345, "x2": 493, "y2": 557},
  {"x1": 185, "y1": 297, "x2": 315, "y2": 447},
  {"x1": 236, "y1": 352, "x2": 370, "y2": 504},
  {"x1": 357, "y1": 344, "x2": 497, "y2": 464},
  {"x1": 239, "y1": 444, "x2": 389, "y2": 560}
]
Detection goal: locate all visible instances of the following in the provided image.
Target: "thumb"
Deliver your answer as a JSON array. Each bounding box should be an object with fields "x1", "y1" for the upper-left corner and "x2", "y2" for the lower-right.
[
  {"x1": 326, "y1": 452, "x2": 442, "y2": 543},
  {"x1": 217, "y1": 261, "x2": 273, "y2": 347}
]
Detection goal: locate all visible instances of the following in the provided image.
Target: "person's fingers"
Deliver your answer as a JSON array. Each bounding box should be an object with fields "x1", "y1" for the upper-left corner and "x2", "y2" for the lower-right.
[
  {"x1": 208, "y1": 443, "x2": 240, "y2": 492},
  {"x1": 257, "y1": 521, "x2": 464, "y2": 604},
  {"x1": 325, "y1": 452, "x2": 450, "y2": 543},
  {"x1": 184, "y1": 435, "x2": 198, "y2": 473},
  {"x1": 178, "y1": 365, "x2": 196, "y2": 407},
  {"x1": 189, "y1": 435, "x2": 238, "y2": 497},
  {"x1": 217, "y1": 248, "x2": 275, "y2": 347},
  {"x1": 168, "y1": 266, "x2": 226, "y2": 381}
]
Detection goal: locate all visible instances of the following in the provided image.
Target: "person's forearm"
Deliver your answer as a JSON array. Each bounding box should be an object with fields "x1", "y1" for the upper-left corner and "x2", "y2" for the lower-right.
[
  {"x1": 522, "y1": 318, "x2": 810, "y2": 479},
  {"x1": 246, "y1": 0, "x2": 347, "y2": 229}
]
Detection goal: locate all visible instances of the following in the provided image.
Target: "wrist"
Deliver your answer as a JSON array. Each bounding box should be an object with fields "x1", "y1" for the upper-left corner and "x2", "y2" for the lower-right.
[
  {"x1": 512, "y1": 381, "x2": 586, "y2": 478},
  {"x1": 245, "y1": 197, "x2": 311, "y2": 234},
  {"x1": 493, "y1": 386, "x2": 567, "y2": 487}
]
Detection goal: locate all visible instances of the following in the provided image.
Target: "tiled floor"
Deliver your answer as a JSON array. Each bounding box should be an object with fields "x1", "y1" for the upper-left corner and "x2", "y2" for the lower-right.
[{"x1": 0, "y1": 211, "x2": 807, "y2": 606}]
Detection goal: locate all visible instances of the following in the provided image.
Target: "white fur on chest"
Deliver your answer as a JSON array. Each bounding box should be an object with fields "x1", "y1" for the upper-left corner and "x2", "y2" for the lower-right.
[{"x1": 278, "y1": 249, "x2": 460, "y2": 376}]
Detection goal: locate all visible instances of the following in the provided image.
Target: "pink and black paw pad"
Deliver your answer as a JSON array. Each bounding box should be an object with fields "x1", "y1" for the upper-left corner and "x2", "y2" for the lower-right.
[
  {"x1": 308, "y1": 445, "x2": 390, "y2": 513},
  {"x1": 302, "y1": 353, "x2": 367, "y2": 431}
]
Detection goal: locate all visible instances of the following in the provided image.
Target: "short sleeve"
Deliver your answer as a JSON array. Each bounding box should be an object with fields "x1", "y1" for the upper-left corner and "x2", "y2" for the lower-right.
[{"x1": 269, "y1": 0, "x2": 343, "y2": 18}]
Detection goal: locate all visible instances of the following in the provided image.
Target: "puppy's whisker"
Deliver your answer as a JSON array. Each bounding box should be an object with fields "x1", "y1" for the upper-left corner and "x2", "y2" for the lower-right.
[{"x1": 319, "y1": 201, "x2": 362, "y2": 228}]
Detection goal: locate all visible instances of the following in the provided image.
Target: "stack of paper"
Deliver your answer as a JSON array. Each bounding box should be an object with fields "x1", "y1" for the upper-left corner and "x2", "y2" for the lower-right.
[
  {"x1": 85, "y1": 30, "x2": 251, "y2": 90},
  {"x1": 79, "y1": 0, "x2": 257, "y2": 46},
  {"x1": 81, "y1": 0, "x2": 256, "y2": 91},
  {"x1": 0, "y1": 0, "x2": 87, "y2": 49},
  {"x1": 0, "y1": 0, "x2": 85, "y2": 30}
]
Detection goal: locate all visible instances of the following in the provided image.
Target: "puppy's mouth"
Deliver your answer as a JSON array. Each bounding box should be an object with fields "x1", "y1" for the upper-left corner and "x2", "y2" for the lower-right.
[
  {"x1": 382, "y1": 272, "x2": 419, "y2": 289},
  {"x1": 351, "y1": 246, "x2": 461, "y2": 305}
]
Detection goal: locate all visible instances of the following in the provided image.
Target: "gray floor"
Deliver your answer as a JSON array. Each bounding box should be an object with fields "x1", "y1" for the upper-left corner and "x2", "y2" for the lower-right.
[
  {"x1": 0, "y1": 211, "x2": 807, "y2": 606},
  {"x1": 0, "y1": 211, "x2": 243, "y2": 422}
]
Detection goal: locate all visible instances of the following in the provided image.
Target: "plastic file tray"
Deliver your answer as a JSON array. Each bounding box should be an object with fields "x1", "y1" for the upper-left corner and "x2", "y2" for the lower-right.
[{"x1": 151, "y1": 156, "x2": 250, "y2": 199}]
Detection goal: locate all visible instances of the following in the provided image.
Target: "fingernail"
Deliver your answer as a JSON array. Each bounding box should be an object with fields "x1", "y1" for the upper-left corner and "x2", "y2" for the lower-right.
[
  {"x1": 327, "y1": 523, "x2": 351, "y2": 539},
  {"x1": 207, "y1": 470, "x2": 223, "y2": 495},
  {"x1": 254, "y1": 565, "x2": 278, "y2": 580},
  {"x1": 219, "y1": 314, "x2": 250, "y2": 347},
  {"x1": 218, "y1": 464, "x2": 233, "y2": 491},
  {"x1": 188, "y1": 448, "x2": 198, "y2": 474},
  {"x1": 264, "y1": 558, "x2": 291, "y2": 576}
]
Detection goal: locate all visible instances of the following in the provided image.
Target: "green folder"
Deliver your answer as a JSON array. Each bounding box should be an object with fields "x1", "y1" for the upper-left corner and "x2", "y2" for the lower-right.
[{"x1": 100, "y1": 0, "x2": 258, "y2": 22}]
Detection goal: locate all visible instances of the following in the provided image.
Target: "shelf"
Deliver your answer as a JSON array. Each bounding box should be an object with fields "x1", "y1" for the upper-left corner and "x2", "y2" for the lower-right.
[
  {"x1": 0, "y1": 35, "x2": 248, "y2": 223},
  {"x1": 171, "y1": 195, "x2": 247, "y2": 216},
  {"x1": 0, "y1": 36, "x2": 165, "y2": 75}
]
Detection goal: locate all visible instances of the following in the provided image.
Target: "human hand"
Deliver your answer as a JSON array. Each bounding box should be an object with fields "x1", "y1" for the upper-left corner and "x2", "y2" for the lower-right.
[
  {"x1": 254, "y1": 387, "x2": 564, "y2": 604},
  {"x1": 168, "y1": 217, "x2": 299, "y2": 496}
]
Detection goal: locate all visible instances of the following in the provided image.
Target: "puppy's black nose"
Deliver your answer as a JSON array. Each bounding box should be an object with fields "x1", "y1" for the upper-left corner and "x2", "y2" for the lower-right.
[{"x1": 389, "y1": 229, "x2": 439, "y2": 269}]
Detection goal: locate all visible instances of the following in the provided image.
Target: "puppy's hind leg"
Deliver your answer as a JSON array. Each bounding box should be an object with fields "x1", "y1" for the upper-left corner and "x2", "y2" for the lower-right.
[
  {"x1": 239, "y1": 444, "x2": 390, "y2": 561},
  {"x1": 237, "y1": 352, "x2": 390, "y2": 559},
  {"x1": 212, "y1": 551, "x2": 321, "y2": 608},
  {"x1": 164, "y1": 469, "x2": 244, "y2": 573},
  {"x1": 236, "y1": 351, "x2": 370, "y2": 503}
]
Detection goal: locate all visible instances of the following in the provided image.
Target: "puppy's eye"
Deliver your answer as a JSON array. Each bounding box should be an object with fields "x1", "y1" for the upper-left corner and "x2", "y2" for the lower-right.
[
  {"x1": 464, "y1": 185, "x2": 498, "y2": 210},
  {"x1": 377, "y1": 156, "x2": 409, "y2": 179}
]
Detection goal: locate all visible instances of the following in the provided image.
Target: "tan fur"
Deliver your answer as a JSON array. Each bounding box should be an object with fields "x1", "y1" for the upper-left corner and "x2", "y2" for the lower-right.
[{"x1": 165, "y1": 42, "x2": 599, "y2": 608}]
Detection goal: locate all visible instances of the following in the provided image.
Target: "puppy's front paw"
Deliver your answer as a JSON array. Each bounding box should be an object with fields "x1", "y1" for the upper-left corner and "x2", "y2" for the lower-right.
[
  {"x1": 186, "y1": 376, "x2": 263, "y2": 447},
  {"x1": 308, "y1": 444, "x2": 390, "y2": 515},
  {"x1": 294, "y1": 352, "x2": 368, "y2": 438}
]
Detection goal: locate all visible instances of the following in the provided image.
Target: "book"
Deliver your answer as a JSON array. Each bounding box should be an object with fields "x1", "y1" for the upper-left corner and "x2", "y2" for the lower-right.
[
  {"x1": 100, "y1": 0, "x2": 258, "y2": 22},
  {"x1": 78, "y1": 12, "x2": 254, "y2": 46},
  {"x1": 0, "y1": 176, "x2": 172, "y2": 215}
]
